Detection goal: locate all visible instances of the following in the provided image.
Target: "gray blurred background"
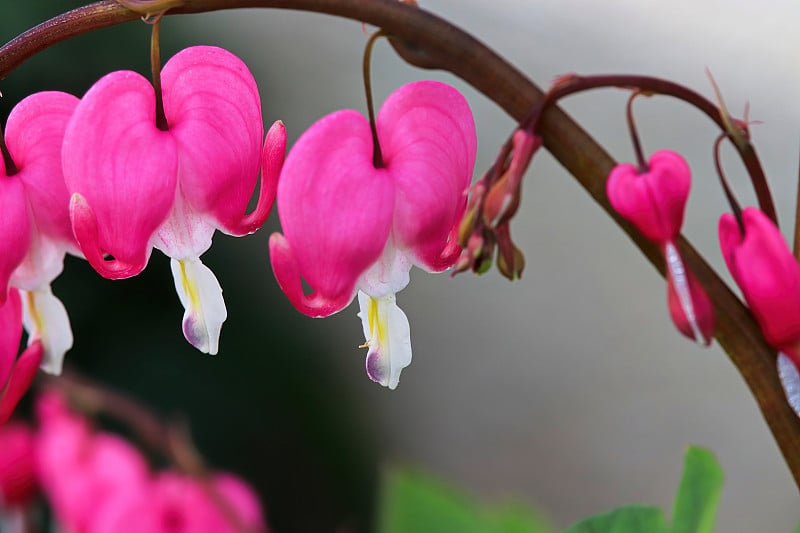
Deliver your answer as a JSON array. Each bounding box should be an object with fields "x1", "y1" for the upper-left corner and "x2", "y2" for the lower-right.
[{"x1": 3, "y1": 1, "x2": 800, "y2": 531}]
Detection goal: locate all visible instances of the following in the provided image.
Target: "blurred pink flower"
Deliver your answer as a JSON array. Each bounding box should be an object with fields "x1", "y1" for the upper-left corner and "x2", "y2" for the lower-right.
[
  {"x1": 63, "y1": 45, "x2": 285, "y2": 354},
  {"x1": 607, "y1": 150, "x2": 715, "y2": 345},
  {"x1": 35, "y1": 392, "x2": 149, "y2": 533},
  {"x1": 89, "y1": 471, "x2": 266, "y2": 533},
  {"x1": 0, "y1": 421, "x2": 37, "y2": 508},
  {"x1": 270, "y1": 80, "x2": 476, "y2": 388}
]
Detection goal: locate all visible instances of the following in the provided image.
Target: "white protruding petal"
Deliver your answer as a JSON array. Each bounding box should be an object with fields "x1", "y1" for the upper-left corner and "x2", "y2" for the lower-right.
[
  {"x1": 357, "y1": 291, "x2": 412, "y2": 390},
  {"x1": 778, "y1": 353, "x2": 800, "y2": 418},
  {"x1": 170, "y1": 257, "x2": 227, "y2": 355},
  {"x1": 664, "y1": 242, "x2": 704, "y2": 345},
  {"x1": 20, "y1": 285, "x2": 73, "y2": 375}
]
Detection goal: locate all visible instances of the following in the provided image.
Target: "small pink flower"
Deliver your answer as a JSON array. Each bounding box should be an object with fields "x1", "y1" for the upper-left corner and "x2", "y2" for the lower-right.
[
  {"x1": 0, "y1": 289, "x2": 43, "y2": 425},
  {"x1": 63, "y1": 46, "x2": 286, "y2": 354},
  {"x1": 607, "y1": 150, "x2": 715, "y2": 345},
  {"x1": 719, "y1": 207, "x2": 800, "y2": 416},
  {"x1": 270, "y1": 81, "x2": 476, "y2": 388},
  {"x1": 606, "y1": 150, "x2": 690, "y2": 243},
  {"x1": 0, "y1": 421, "x2": 37, "y2": 508},
  {"x1": 719, "y1": 207, "x2": 800, "y2": 356},
  {"x1": 2, "y1": 92, "x2": 80, "y2": 375}
]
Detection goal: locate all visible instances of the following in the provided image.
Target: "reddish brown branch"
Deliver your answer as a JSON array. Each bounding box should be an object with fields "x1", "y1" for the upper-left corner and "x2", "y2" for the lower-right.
[{"x1": 2, "y1": 0, "x2": 798, "y2": 489}]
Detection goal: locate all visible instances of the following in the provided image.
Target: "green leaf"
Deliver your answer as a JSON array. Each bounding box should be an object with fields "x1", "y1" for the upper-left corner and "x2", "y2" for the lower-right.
[
  {"x1": 671, "y1": 447, "x2": 724, "y2": 533},
  {"x1": 483, "y1": 504, "x2": 553, "y2": 533},
  {"x1": 563, "y1": 505, "x2": 669, "y2": 533},
  {"x1": 377, "y1": 468, "x2": 551, "y2": 533},
  {"x1": 377, "y1": 468, "x2": 484, "y2": 533}
]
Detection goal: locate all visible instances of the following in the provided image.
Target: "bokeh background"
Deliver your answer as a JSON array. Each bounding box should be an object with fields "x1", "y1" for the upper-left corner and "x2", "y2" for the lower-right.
[{"x1": 3, "y1": 1, "x2": 800, "y2": 531}]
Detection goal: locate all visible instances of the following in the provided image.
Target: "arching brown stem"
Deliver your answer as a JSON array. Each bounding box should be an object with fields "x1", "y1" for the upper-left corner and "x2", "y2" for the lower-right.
[{"x1": 1, "y1": 0, "x2": 798, "y2": 489}]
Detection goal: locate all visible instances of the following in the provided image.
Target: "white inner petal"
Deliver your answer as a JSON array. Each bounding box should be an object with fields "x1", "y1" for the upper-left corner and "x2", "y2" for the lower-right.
[
  {"x1": 20, "y1": 285, "x2": 73, "y2": 375},
  {"x1": 10, "y1": 229, "x2": 65, "y2": 292},
  {"x1": 358, "y1": 238, "x2": 411, "y2": 298},
  {"x1": 154, "y1": 187, "x2": 215, "y2": 260},
  {"x1": 357, "y1": 291, "x2": 412, "y2": 390},
  {"x1": 778, "y1": 353, "x2": 800, "y2": 418},
  {"x1": 664, "y1": 242, "x2": 704, "y2": 345},
  {"x1": 170, "y1": 257, "x2": 227, "y2": 355}
]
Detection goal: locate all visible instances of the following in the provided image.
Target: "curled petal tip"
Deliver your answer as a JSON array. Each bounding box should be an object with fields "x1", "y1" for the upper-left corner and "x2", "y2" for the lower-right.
[
  {"x1": 69, "y1": 193, "x2": 146, "y2": 280},
  {"x1": 227, "y1": 120, "x2": 287, "y2": 236},
  {"x1": 269, "y1": 233, "x2": 352, "y2": 318}
]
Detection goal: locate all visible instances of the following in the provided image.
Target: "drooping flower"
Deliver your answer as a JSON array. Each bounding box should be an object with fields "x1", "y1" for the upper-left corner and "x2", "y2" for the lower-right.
[
  {"x1": 719, "y1": 207, "x2": 800, "y2": 416},
  {"x1": 2, "y1": 91, "x2": 80, "y2": 375},
  {"x1": 88, "y1": 471, "x2": 267, "y2": 533},
  {"x1": 34, "y1": 391, "x2": 150, "y2": 533},
  {"x1": 607, "y1": 150, "x2": 715, "y2": 345},
  {"x1": 270, "y1": 81, "x2": 476, "y2": 389},
  {"x1": 0, "y1": 289, "x2": 44, "y2": 425},
  {"x1": 63, "y1": 45, "x2": 286, "y2": 354}
]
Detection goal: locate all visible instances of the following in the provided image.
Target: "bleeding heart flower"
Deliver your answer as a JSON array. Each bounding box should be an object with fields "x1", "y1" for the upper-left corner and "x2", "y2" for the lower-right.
[
  {"x1": 34, "y1": 391, "x2": 150, "y2": 533},
  {"x1": 719, "y1": 207, "x2": 800, "y2": 416},
  {"x1": 607, "y1": 150, "x2": 715, "y2": 346},
  {"x1": 0, "y1": 289, "x2": 44, "y2": 425},
  {"x1": 63, "y1": 46, "x2": 285, "y2": 354},
  {"x1": 88, "y1": 471, "x2": 267, "y2": 533},
  {"x1": 2, "y1": 91, "x2": 80, "y2": 375},
  {"x1": 270, "y1": 81, "x2": 476, "y2": 389}
]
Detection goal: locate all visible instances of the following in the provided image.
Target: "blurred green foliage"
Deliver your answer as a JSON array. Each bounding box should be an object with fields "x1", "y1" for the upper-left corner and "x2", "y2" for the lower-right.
[{"x1": 378, "y1": 446, "x2": 725, "y2": 533}]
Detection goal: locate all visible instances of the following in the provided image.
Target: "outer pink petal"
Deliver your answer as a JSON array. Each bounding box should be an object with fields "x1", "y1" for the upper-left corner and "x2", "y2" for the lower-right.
[
  {"x1": 63, "y1": 70, "x2": 177, "y2": 278},
  {"x1": 273, "y1": 110, "x2": 394, "y2": 316},
  {"x1": 162, "y1": 46, "x2": 264, "y2": 234},
  {"x1": 6, "y1": 91, "x2": 80, "y2": 253},
  {"x1": 0, "y1": 290, "x2": 23, "y2": 392},
  {"x1": 0, "y1": 340, "x2": 43, "y2": 425},
  {"x1": 719, "y1": 208, "x2": 800, "y2": 352},
  {"x1": 606, "y1": 150, "x2": 691, "y2": 244},
  {"x1": 378, "y1": 81, "x2": 477, "y2": 272},
  {"x1": 0, "y1": 177, "x2": 31, "y2": 301}
]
